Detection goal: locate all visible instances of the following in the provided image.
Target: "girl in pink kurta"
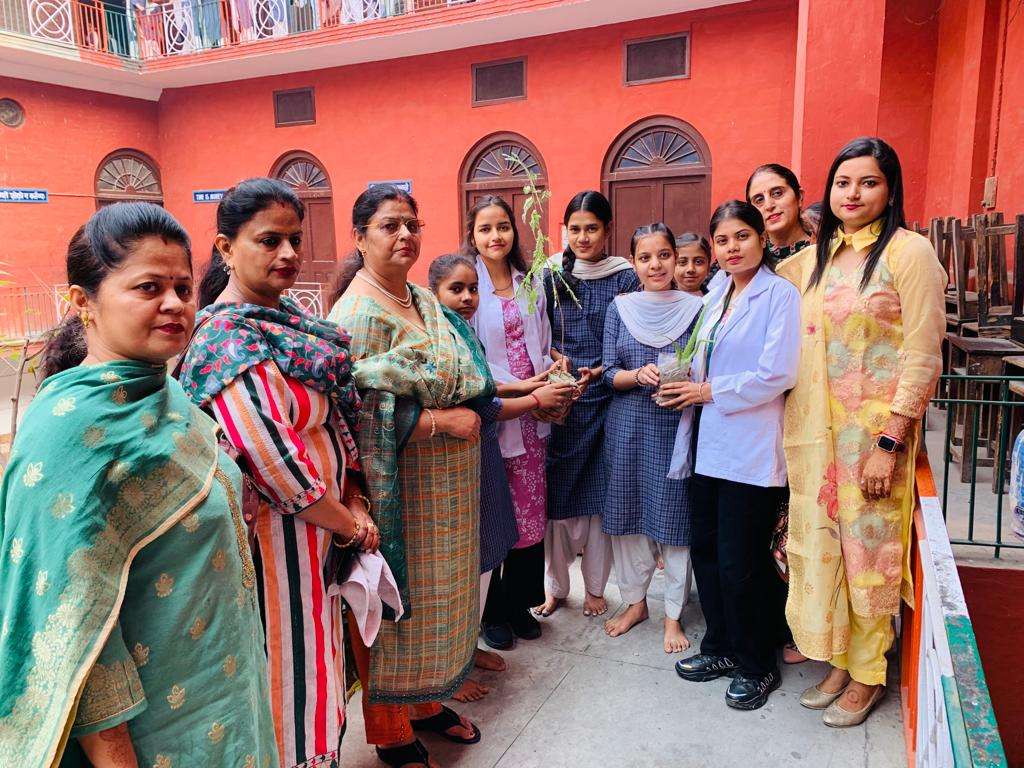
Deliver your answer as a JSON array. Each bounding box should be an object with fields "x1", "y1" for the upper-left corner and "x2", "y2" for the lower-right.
[{"x1": 467, "y1": 195, "x2": 555, "y2": 647}]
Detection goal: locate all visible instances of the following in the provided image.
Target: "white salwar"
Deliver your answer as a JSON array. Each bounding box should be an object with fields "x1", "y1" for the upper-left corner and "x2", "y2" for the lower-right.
[
  {"x1": 544, "y1": 515, "x2": 613, "y2": 599},
  {"x1": 610, "y1": 535, "x2": 692, "y2": 620}
]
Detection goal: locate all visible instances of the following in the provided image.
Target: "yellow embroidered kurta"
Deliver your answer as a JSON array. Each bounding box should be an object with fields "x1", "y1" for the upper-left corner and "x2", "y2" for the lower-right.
[{"x1": 776, "y1": 224, "x2": 945, "y2": 661}]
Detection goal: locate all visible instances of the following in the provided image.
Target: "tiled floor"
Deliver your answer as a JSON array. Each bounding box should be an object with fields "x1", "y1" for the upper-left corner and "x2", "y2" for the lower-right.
[{"x1": 339, "y1": 562, "x2": 905, "y2": 768}]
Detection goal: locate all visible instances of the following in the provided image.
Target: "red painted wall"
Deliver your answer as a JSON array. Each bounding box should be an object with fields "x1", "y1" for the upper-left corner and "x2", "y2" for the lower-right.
[
  {"x1": 989, "y1": 0, "x2": 1023, "y2": 217},
  {"x1": 0, "y1": 77, "x2": 160, "y2": 287},
  {"x1": 156, "y1": 0, "x2": 798, "y2": 285}
]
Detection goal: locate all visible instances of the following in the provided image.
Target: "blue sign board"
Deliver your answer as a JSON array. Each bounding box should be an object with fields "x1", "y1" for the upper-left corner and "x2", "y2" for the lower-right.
[
  {"x1": 0, "y1": 188, "x2": 47, "y2": 203},
  {"x1": 193, "y1": 189, "x2": 226, "y2": 203},
  {"x1": 368, "y1": 180, "x2": 412, "y2": 194}
]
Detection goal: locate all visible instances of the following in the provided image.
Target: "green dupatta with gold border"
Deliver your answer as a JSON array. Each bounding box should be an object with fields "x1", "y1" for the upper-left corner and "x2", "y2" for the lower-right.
[{"x1": 0, "y1": 361, "x2": 220, "y2": 768}]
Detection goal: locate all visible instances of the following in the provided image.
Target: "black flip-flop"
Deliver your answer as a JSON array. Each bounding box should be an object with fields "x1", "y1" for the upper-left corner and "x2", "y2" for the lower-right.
[
  {"x1": 410, "y1": 704, "x2": 482, "y2": 745},
  {"x1": 375, "y1": 739, "x2": 431, "y2": 767}
]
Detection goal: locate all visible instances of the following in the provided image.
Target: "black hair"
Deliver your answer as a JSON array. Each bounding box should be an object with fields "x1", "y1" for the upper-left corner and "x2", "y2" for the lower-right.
[
  {"x1": 745, "y1": 163, "x2": 811, "y2": 240},
  {"x1": 809, "y1": 137, "x2": 905, "y2": 291},
  {"x1": 674, "y1": 232, "x2": 712, "y2": 259},
  {"x1": 708, "y1": 199, "x2": 772, "y2": 271},
  {"x1": 428, "y1": 253, "x2": 476, "y2": 294},
  {"x1": 197, "y1": 177, "x2": 305, "y2": 308},
  {"x1": 557, "y1": 190, "x2": 614, "y2": 298},
  {"x1": 330, "y1": 184, "x2": 419, "y2": 306},
  {"x1": 462, "y1": 195, "x2": 527, "y2": 274},
  {"x1": 41, "y1": 202, "x2": 192, "y2": 379},
  {"x1": 630, "y1": 222, "x2": 678, "y2": 258},
  {"x1": 802, "y1": 201, "x2": 824, "y2": 238}
]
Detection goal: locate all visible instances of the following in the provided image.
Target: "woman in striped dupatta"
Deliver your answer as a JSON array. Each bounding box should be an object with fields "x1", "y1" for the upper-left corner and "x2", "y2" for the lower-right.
[
  {"x1": 328, "y1": 186, "x2": 493, "y2": 768},
  {"x1": 178, "y1": 179, "x2": 377, "y2": 768}
]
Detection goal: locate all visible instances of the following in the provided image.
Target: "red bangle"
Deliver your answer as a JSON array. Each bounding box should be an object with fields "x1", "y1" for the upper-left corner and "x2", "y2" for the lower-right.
[{"x1": 530, "y1": 393, "x2": 542, "y2": 409}]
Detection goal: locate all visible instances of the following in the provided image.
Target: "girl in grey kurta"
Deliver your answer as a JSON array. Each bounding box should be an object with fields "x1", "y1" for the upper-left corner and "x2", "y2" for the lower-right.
[{"x1": 601, "y1": 223, "x2": 703, "y2": 654}]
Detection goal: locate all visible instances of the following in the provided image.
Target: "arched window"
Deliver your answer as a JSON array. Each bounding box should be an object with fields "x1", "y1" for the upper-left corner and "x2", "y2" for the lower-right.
[
  {"x1": 460, "y1": 132, "x2": 548, "y2": 259},
  {"x1": 95, "y1": 150, "x2": 163, "y2": 207},
  {"x1": 270, "y1": 151, "x2": 336, "y2": 302},
  {"x1": 602, "y1": 117, "x2": 711, "y2": 257}
]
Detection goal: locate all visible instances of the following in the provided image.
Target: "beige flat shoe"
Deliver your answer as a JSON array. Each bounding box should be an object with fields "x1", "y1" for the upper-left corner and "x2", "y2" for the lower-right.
[
  {"x1": 822, "y1": 685, "x2": 885, "y2": 727},
  {"x1": 799, "y1": 683, "x2": 846, "y2": 710}
]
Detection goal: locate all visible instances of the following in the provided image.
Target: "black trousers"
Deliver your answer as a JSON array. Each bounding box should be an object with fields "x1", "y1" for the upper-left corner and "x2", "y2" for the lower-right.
[
  {"x1": 482, "y1": 541, "x2": 545, "y2": 625},
  {"x1": 690, "y1": 472, "x2": 782, "y2": 677}
]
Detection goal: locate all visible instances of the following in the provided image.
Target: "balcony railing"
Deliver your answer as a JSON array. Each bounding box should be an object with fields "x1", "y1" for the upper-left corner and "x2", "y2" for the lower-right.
[{"x1": 0, "y1": 0, "x2": 476, "y2": 60}]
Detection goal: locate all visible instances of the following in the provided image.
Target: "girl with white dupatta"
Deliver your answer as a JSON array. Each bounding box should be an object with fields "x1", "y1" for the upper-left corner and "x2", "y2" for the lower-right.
[{"x1": 601, "y1": 223, "x2": 703, "y2": 653}]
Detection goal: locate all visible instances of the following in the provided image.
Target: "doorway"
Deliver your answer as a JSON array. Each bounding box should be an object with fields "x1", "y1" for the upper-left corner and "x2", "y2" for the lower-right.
[{"x1": 602, "y1": 117, "x2": 711, "y2": 258}]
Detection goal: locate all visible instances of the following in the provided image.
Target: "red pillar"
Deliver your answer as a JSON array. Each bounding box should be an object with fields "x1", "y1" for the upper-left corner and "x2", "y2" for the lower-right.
[{"x1": 790, "y1": 0, "x2": 940, "y2": 221}]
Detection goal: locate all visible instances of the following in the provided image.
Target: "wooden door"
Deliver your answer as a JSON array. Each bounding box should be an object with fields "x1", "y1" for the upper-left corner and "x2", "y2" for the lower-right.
[
  {"x1": 610, "y1": 176, "x2": 709, "y2": 257},
  {"x1": 603, "y1": 118, "x2": 712, "y2": 254},
  {"x1": 610, "y1": 180, "x2": 656, "y2": 259},
  {"x1": 300, "y1": 198, "x2": 338, "y2": 287},
  {"x1": 467, "y1": 188, "x2": 547, "y2": 263}
]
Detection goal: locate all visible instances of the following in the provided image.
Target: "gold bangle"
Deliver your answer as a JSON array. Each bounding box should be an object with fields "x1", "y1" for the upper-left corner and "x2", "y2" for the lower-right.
[
  {"x1": 337, "y1": 518, "x2": 363, "y2": 548},
  {"x1": 425, "y1": 408, "x2": 437, "y2": 438},
  {"x1": 353, "y1": 493, "x2": 372, "y2": 515}
]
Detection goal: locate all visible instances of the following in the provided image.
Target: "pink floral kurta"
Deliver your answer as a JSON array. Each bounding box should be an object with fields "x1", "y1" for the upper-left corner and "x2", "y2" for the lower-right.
[{"x1": 500, "y1": 296, "x2": 548, "y2": 548}]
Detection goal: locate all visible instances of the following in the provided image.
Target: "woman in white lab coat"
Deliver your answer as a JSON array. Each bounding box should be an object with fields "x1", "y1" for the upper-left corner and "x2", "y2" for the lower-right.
[{"x1": 660, "y1": 199, "x2": 801, "y2": 712}]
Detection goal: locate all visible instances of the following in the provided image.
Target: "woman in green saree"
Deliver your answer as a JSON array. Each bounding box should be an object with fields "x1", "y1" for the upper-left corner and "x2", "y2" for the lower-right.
[{"x1": 0, "y1": 203, "x2": 277, "y2": 768}]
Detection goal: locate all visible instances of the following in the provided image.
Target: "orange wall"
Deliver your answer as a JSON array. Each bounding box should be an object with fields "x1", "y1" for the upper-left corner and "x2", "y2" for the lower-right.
[
  {"x1": 0, "y1": 77, "x2": 160, "y2": 287},
  {"x1": 156, "y1": 0, "x2": 798, "y2": 284}
]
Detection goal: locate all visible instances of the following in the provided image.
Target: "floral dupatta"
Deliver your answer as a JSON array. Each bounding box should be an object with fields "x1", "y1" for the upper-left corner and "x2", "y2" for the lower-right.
[
  {"x1": 327, "y1": 285, "x2": 493, "y2": 615},
  {"x1": 0, "y1": 362, "x2": 219, "y2": 768}
]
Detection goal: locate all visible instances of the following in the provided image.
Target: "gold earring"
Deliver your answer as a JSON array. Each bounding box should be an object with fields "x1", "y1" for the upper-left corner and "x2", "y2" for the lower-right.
[{"x1": 80, "y1": 310, "x2": 91, "y2": 327}]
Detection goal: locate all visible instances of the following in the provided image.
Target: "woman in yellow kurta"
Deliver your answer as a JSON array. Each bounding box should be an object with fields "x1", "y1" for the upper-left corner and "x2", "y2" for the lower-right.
[{"x1": 777, "y1": 137, "x2": 945, "y2": 727}]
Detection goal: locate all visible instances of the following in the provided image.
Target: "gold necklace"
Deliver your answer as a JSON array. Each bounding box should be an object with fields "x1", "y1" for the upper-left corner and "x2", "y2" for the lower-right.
[{"x1": 356, "y1": 270, "x2": 413, "y2": 308}]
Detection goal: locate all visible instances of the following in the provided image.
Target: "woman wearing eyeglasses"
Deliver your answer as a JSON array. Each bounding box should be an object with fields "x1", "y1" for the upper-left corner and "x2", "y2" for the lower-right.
[{"x1": 328, "y1": 185, "x2": 492, "y2": 768}]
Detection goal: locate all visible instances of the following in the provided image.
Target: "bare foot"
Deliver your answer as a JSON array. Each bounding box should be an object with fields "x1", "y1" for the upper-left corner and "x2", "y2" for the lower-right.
[
  {"x1": 819, "y1": 665, "x2": 851, "y2": 695},
  {"x1": 837, "y1": 681, "x2": 881, "y2": 712},
  {"x1": 663, "y1": 618, "x2": 690, "y2": 653},
  {"x1": 452, "y1": 678, "x2": 490, "y2": 703},
  {"x1": 604, "y1": 600, "x2": 648, "y2": 636},
  {"x1": 474, "y1": 648, "x2": 507, "y2": 672},
  {"x1": 533, "y1": 594, "x2": 563, "y2": 617},
  {"x1": 583, "y1": 592, "x2": 608, "y2": 617},
  {"x1": 783, "y1": 642, "x2": 808, "y2": 664}
]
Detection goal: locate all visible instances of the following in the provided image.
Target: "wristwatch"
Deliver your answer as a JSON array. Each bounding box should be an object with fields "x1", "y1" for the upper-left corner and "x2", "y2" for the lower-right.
[{"x1": 875, "y1": 434, "x2": 904, "y2": 453}]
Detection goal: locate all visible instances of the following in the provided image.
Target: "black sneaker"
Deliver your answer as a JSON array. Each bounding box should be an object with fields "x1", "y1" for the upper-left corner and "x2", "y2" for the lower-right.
[
  {"x1": 481, "y1": 622, "x2": 515, "y2": 650},
  {"x1": 725, "y1": 669, "x2": 781, "y2": 710},
  {"x1": 509, "y1": 610, "x2": 542, "y2": 640},
  {"x1": 674, "y1": 653, "x2": 738, "y2": 682}
]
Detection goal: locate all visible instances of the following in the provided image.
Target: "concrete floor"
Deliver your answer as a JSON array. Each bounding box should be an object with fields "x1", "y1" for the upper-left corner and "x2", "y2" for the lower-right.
[{"x1": 339, "y1": 561, "x2": 906, "y2": 768}]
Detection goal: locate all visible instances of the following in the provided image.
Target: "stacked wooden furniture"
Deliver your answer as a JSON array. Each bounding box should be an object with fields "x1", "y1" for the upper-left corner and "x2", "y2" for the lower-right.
[{"x1": 936, "y1": 212, "x2": 1024, "y2": 484}]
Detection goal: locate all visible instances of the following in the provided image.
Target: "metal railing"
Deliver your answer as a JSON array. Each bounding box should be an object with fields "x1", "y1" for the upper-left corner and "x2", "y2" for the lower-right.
[
  {"x1": 0, "y1": 0, "x2": 478, "y2": 60},
  {"x1": 932, "y1": 373, "x2": 1024, "y2": 558},
  {"x1": 0, "y1": 285, "x2": 70, "y2": 341}
]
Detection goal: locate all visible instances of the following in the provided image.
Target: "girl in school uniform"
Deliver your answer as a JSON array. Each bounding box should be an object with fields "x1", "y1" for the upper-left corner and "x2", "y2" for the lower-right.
[
  {"x1": 536, "y1": 190, "x2": 641, "y2": 618},
  {"x1": 463, "y1": 197, "x2": 568, "y2": 646},
  {"x1": 601, "y1": 223, "x2": 703, "y2": 653},
  {"x1": 661, "y1": 200, "x2": 801, "y2": 712},
  {"x1": 674, "y1": 232, "x2": 713, "y2": 296},
  {"x1": 428, "y1": 253, "x2": 572, "y2": 700}
]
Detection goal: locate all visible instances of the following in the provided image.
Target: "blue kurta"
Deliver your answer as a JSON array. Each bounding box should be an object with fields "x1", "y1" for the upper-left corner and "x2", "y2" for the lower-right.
[
  {"x1": 600, "y1": 302, "x2": 695, "y2": 546},
  {"x1": 470, "y1": 397, "x2": 519, "y2": 573},
  {"x1": 544, "y1": 266, "x2": 640, "y2": 520}
]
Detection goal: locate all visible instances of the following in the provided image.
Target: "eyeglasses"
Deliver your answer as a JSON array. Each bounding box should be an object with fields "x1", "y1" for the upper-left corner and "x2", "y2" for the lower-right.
[{"x1": 362, "y1": 218, "x2": 426, "y2": 237}]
